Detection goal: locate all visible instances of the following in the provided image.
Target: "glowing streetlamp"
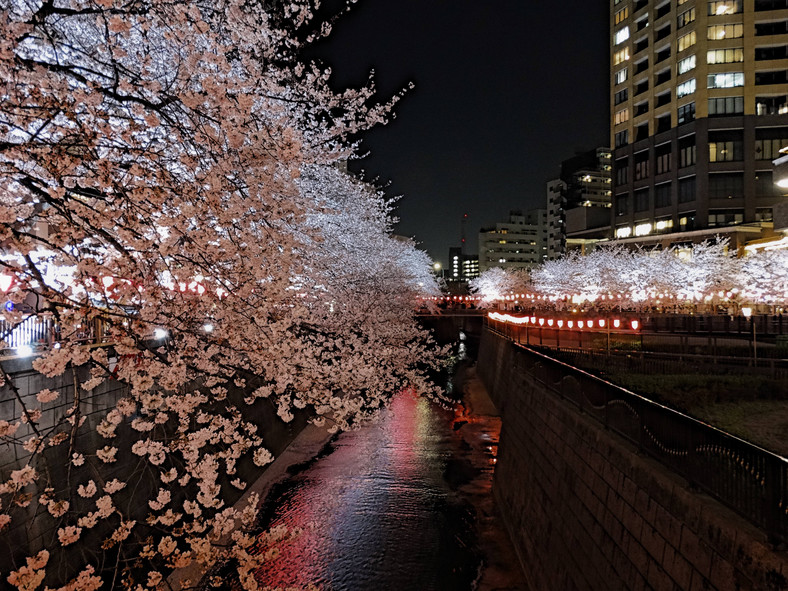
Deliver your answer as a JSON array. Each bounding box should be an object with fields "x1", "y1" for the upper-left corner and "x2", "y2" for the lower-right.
[
  {"x1": 742, "y1": 307, "x2": 757, "y2": 365},
  {"x1": 774, "y1": 152, "x2": 788, "y2": 193}
]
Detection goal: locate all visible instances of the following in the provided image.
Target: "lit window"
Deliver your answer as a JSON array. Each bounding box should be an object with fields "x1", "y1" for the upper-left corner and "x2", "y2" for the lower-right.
[
  {"x1": 707, "y1": 48, "x2": 744, "y2": 64},
  {"x1": 707, "y1": 72, "x2": 744, "y2": 88},
  {"x1": 615, "y1": 68, "x2": 628, "y2": 85},
  {"x1": 614, "y1": 26, "x2": 630, "y2": 46},
  {"x1": 708, "y1": 0, "x2": 742, "y2": 15},
  {"x1": 615, "y1": 108, "x2": 630, "y2": 125},
  {"x1": 615, "y1": 6, "x2": 629, "y2": 24},
  {"x1": 616, "y1": 226, "x2": 633, "y2": 238},
  {"x1": 755, "y1": 138, "x2": 788, "y2": 161},
  {"x1": 614, "y1": 47, "x2": 630, "y2": 65},
  {"x1": 678, "y1": 31, "x2": 697, "y2": 52},
  {"x1": 678, "y1": 55, "x2": 696, "y2": 74},
  {"x1": 635, "y1": 223, "x2": 652, "y2": 236},
  {"x1": 677, "y1": 8, "x2": 696, "y2": 28},
  {"x1": 709, "y1": 140, "x2": 743, "y2": 162},
  {"x1": 677, "y1": 78, "x2": 697, "y2": 97},
  {"x1": 707, "y1": 24, "x2": 743, "y2": 40}
]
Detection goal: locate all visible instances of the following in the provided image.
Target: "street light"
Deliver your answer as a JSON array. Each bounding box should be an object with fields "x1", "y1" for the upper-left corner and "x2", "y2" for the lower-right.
[
  {"x1": 742, "y1": 307, "x2": 757, "y2": 365},
  {"x1": 432, "y1": 262, "x2": 444, "y2": 279},
  {"x1": 773, "y1": 152, "x2": 788, "y2": 191}
]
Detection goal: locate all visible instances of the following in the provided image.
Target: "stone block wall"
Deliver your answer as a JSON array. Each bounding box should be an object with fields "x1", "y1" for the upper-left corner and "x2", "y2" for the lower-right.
[
  {"x1": 0, "y1": 354, "x2": 130, "y2": 568},
  {"x1": 0, "y1": 352, "x2": 308, "y2": 576},
  {"x1": 478, "y1": 329, "x2": 788, "y2": 591},
  {"x1": 0, "y1": 355, "x2": 129, "y2": 476}
]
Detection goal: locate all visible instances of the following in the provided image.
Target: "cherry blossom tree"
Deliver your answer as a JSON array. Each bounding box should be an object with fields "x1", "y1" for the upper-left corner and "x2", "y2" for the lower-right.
[
  {"x1": 0, "y1": 0, "x2": 442, "y2": 587},
  {"x1": 468, "y1": 267, "x2": 530, "y2": 305},
  {"x1": 481, "y1": 239, "x2": 786, "y2": 312},
  {"x1": 737, "y1": 248, "x2": 788, "y2": 306}
]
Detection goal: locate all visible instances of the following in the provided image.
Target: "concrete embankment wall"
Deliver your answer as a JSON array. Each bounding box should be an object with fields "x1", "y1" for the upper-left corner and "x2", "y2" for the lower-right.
[
  {"x1": 478, "y1": 329, "x2": 788, "y2": 591},
  {"x1": 0, "y1": 353, "x2": 308, "y2": 575}
]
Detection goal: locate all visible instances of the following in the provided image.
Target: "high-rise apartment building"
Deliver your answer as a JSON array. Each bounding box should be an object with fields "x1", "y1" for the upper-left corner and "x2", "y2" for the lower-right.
[
  {"x1": 610, "y1": 0, "x2": 788, "y2": 249},
  {"x1": 547, "y1": 148, "x2": 613, "y2": 259}
]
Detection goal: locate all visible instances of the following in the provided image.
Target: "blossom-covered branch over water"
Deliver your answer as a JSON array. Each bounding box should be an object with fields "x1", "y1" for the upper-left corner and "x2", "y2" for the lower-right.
[{"x1": 0, "y1": 0, "x2": 443, "y2": 586}]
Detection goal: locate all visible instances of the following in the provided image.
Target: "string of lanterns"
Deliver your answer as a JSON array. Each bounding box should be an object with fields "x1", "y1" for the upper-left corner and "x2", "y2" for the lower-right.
[{"x1": 488, "y1": 311, "x2": 641, "y2": 332}]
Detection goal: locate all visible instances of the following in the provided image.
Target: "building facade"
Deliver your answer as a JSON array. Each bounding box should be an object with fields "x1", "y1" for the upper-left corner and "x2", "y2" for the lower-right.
[
  {"x1": 610, "y1": 0, "x2": 788, "y2": 249},
  {"x1": 478, "y1": 209, "x2": 548, "y2": 272},
  {"x1": 447, "y1": 247, "x2": 480, "y2": 282},
  {"x1": 547, "y1": 148, "x2": 613, "y2": 259}
]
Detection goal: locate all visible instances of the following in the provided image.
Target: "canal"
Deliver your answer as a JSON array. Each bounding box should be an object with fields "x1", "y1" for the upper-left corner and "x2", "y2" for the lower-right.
[{"x1": 238, "y1": 367, "x2": 526, "y2": 590}]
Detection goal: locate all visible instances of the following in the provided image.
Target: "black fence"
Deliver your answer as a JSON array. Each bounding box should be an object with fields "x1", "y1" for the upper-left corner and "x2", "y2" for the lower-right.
[
  {"x1": 487, "y1": 322, "x2": 788, "y2": 543},
  {"x1": 643, "y1": 313, "x2": 788, "y2": 337},
  {"x1": 549, "y1": 347, "x2": 788, "y2": 381}
]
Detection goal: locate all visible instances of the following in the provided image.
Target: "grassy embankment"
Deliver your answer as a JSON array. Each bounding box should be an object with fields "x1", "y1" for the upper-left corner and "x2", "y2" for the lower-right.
[{"x1": 608, "y1": 372, "x2": 788, "y2": 457}]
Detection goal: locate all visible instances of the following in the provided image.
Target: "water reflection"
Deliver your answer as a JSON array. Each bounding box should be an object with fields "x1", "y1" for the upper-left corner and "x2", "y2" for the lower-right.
[{"x1": 247, "y1": 392, "x2": 492, "y2": 590}]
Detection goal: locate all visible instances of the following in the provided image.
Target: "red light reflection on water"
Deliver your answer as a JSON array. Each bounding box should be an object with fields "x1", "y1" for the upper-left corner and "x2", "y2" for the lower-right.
[{"x1": 249, "y1": 389, "x2": 441, "y2": 589}]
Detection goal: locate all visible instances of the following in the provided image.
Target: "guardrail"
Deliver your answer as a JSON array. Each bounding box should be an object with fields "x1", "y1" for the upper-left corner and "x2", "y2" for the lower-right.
[{"x1": 486, "y1": 322, "x2": 788, "y2": 543}]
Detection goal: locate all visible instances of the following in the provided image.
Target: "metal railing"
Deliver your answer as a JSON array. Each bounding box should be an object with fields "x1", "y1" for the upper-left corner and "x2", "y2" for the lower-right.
[
  {"x1": 0, "y1": 316, "x2": 55, "y2": 350},
  {"x1": 548, "y1": 346, "x2": 788, "y2": 381},
  {"x1": 0, "y1": 315, "x2": 112, "y2": 356},
  {"x1": 487, "y1": 322, "x2": 788, "y2": 543},
  {"x1": 642, "y1": 314, "x2": 788, "y2": 337}
]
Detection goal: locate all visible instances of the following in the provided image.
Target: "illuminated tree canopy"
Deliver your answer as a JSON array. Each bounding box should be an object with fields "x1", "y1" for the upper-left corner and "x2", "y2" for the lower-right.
[
  {"x1": 0, "y1": 0, "x2": 441, "y2": 586},
  {"x1": 471, "y1": 240, "x2": 788, "y2": 310}
]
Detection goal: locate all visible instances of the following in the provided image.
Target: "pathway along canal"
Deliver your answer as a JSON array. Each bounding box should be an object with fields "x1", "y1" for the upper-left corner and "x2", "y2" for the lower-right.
[{"x1": 223, "y1": 366, "x2": 526, "y2": 590}]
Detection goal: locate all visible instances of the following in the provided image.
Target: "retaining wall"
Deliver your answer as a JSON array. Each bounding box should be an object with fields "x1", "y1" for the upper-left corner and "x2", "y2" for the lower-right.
[
  {"x1": 0, "y1": 352, "x2": 308, "y2": 576},
  {"x1": 478, "y1": 329, "x2": 788, "y2": 590}
]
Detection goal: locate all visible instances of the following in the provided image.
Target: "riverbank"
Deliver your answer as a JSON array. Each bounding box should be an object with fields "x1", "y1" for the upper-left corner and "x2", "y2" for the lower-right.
[{"x1": 452, "y1": 363, "x2": 529, "y2": 591}]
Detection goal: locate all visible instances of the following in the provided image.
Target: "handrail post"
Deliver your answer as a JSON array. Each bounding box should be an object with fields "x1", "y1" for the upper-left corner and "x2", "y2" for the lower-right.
[
  {"x1": 687, "y1": 422, "x2": 698, "y2": 490},
  {"x1": 638, "y1": 400, "x2": 645, "y2": 453}
]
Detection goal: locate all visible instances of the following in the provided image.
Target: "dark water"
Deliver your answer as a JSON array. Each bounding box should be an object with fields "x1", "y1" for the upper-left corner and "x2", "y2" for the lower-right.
[{"x1": 244, "y1": 390, "x2": 510, "y2": 590}]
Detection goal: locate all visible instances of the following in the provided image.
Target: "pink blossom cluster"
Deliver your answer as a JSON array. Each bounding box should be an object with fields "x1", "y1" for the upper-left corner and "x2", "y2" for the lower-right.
[{"x1": 0, "y1": 0, "x2": 445, "y2": 586}]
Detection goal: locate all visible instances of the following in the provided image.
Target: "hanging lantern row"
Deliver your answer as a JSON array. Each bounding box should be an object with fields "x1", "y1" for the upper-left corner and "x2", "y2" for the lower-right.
[
  {"x1": 493, "y1": 287, "x2": 788, "y2": 306},
  {"x1": 422, "y1": 296, "x2": 483, "y2": 302},
  {"x1": 488, "y1": 312, "x2": 640, "y2": 331}
]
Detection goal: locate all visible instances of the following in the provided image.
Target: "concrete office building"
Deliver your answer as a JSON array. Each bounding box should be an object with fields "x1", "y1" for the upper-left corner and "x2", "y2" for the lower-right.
[
  {"x1": 447, "y1": 247, "x2": 480, "y2": 282},
  {"x1": 610, "y1": 0, "x2": 788, "y2": 250},
  {"x1": 478, "y1": 209, "x2": 548, "y2": 272}
]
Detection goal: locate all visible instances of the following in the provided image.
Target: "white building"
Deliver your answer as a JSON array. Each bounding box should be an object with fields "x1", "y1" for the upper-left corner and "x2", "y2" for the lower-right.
[{"x1": 478, "y1": 209, "x2": 547, "y2": 273}]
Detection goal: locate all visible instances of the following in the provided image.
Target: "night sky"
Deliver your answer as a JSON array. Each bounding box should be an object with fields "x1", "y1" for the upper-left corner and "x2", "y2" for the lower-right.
[{"x1": 310, "y1": 0, "x2": 610, "y2": 265}]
